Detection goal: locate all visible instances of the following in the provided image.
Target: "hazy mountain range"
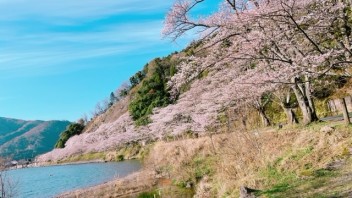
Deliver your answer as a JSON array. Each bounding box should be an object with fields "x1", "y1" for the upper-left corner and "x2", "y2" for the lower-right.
[{"x1": 0, "y1": 117, "x2": 70, "y2": 160}]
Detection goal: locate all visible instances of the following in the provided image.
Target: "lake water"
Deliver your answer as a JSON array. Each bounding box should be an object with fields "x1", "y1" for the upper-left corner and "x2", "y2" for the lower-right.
[{"x1": 5, "y1": 160, "x2": 141, "y2": 198}]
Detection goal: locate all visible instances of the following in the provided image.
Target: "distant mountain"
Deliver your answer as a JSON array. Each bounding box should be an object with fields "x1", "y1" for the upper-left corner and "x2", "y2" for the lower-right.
[{"x1": 0, "y1": 117, "x2": 70, "y2": 160}]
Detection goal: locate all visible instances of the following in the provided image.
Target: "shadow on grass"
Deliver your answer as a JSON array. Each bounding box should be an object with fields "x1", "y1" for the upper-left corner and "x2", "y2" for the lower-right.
[{"x1": 257, "y1": 183, "x2": 291, "y2": 196}]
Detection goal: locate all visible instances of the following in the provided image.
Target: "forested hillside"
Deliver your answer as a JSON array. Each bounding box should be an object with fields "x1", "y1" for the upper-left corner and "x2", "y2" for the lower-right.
[{"x1": 0, "y1": 117, "x2": 70, "y2": 160}]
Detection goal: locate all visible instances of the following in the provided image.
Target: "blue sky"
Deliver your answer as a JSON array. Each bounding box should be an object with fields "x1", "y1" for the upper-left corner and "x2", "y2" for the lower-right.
[{"x1": 0, "y1": 0, "x2": 220, "y2": 121}]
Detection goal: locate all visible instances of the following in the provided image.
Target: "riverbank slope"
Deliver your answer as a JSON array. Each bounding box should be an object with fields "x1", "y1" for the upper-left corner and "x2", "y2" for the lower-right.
[{"x1": 59, "y1": 121, "x2": 352, "y2": 197}]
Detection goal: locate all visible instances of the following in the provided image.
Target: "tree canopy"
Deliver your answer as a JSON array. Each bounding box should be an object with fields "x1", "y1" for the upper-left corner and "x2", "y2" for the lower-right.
[{"x1": 55, "y1": 123, "x2": 85, "y2": 148}]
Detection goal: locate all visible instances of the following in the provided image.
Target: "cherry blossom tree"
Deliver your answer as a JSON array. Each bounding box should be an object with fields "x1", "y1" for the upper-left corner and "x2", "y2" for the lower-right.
[{"x1": 164, "y1": 0, "x2": 352, "y2": 125}]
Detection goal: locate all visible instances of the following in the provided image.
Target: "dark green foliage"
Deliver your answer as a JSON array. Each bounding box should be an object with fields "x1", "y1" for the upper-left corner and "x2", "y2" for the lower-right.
[
  {"x1": 119, "y1": 89, "x2": 129, "y2": 97},
  {"x1": 129, "y1": 76, "x2": 139, "y2": 87},
  {"x1": 130, "y1": 70, "x2": 146, "y2": 87},
  {"x1": 258, "y1": 183, "x2": 291, "y2": 196},
  {"x1": 129, "y1": 56, "x2": 179, "y2": 125},
  {"x1": 117, "y1": 154, "x2": 124, "y2": 161},
  {"x1": 170, "y1": 64, "x2": 177, "y2": 77},
  {"x1": 135, "y1": 116, "x2": 152, "y2": 126},
  {"x1": 109, "y1": 92, "x2": 117, "y2": 107},
  {"x1": 138, "y1": 190, "x2": 161, "y2": 198},
  {"x1": 55, "y1": 123, "x2": 85, "y2": 148},
  {"x1": 313, "y1": 75, "x2": 350, "y2": 99},
  {"x1": 193, "y1": 157, "x2": 212, "y2": 181},
  {"x1": 313, "y1": 87, "x2": 333, "y2": 100}
]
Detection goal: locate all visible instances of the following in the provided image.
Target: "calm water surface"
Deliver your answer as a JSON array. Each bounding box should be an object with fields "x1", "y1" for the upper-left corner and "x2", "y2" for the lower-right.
[{"x1": 6, "y1": 160, "x2": 141, "y2": 198}]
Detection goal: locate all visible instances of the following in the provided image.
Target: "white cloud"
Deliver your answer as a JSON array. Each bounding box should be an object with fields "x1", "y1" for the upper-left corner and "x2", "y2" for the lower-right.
[
  {"x1": 0, "y1": 20, "x2": 167, "y2": 69},
  {"x1": 0, "y1": 0, "x2": 193, "y2": 78},
  {"x1": 0, "y1": 0, "x2": 172, "y2": 20}
]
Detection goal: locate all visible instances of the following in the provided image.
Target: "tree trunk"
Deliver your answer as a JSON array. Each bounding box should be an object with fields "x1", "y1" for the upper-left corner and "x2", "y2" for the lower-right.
[
  {"x1": 253, "y1": 96, "x2": 271, "y2": 127},
  {"x1": 258, "y1": 108, "x2": 271, "y2": 127},
  {"x1": 278, "y1": 91, "x2": 299, "y2": 125},
  {"x1": 291, "y1": 77, "x2": 314, "y2": 125},
  {"x1": 328, "y1": 100, "x2": 337, "y2": 115},
  {"x1": 283, "y1": 107, "x2": 298, "y2": 125},
  {"x1": 305, "y1": 75, "x2": 318, "y2": 121},
  {"x1": 340, "y1": 97, "x2": 350, "y2": 125}
]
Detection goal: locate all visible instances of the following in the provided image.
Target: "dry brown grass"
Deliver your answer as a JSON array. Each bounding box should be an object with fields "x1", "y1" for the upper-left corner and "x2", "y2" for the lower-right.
[
  {"x1": 83, "y1": 96, "x2": 130, "y2": 133},
  {"x1": 144, "y1": 123, "x2": 352, "y2": 197},
  {"x1": 58, "y1": 123, "x2": 352, "y2": 197},
  {"x1": 58, "y1": 171, "x2": 157, "y2": 198}
]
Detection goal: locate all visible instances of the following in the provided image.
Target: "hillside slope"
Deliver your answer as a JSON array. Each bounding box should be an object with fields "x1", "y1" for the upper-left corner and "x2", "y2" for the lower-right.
[
  {"x1": 37, "y1": 50, "x2": 228, "y2": 162},
  {"x1": 0, "y1": 117, "x2": 70, "y2": 160},
  {"x1": 37, "y1": 44, "x2": 345, "y2": 163}
]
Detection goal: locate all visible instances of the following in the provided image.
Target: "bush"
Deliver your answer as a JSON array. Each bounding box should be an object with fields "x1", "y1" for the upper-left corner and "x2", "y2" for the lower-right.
[
  {"x1": 130, "y1": 70, "x2": 146, "y2": 88},
  {"x1": 138, "y1": 190, "x2": 160, "y2": 198},
  {"x1": 129, "y1": 57, "x2": 179, "y2": 125},
  {"x1": 117, "y1": 155, "x2": 124, "y2": 161},
  {"x1": 55, "y1": 123, "x2": 84, "y2": 148}
]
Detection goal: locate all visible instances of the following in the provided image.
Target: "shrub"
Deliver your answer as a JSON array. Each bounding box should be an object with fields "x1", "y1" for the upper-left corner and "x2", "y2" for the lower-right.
[
  {"x1": 129, "y1": 57, "x2": 178, "y2": 125},
  {"x1": 117, "y1": 155, "x2": 124, "y2": 161},
  {"x1": 55, "y1": 123, "x2": 84, "y2": 148},
  {"x1": 138, "y1": 190, "x2": 160, "y2": 198}
]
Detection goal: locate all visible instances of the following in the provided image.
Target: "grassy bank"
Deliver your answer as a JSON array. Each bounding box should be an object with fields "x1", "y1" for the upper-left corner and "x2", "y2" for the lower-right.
[
  {"x1": 56, "y1": 143, "x2": 153, "y2": 164},
  {"x1": 60, "y1": 122, "x2": 352, "y2": 197},
  {"x1": 142, "y1": 122, "x2": 352, "y2": 197}
]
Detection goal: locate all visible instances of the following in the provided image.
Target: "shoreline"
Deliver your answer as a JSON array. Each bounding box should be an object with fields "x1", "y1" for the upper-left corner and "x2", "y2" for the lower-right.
[
  {"x1": 36, "y1": 159, "x2": 106, "y2": 167},
  {"x1": 57, "y1": 169, "x2": 156, "y2": 198},
  {"x1": 6, "y1": 159, "x2": 110, "y2": 171}
]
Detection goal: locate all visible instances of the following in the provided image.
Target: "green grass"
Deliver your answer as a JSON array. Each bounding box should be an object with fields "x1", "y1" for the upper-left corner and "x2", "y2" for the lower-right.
[
  {"x1": 258, "y1": 165, "x2": 340, "y2": 197},
  {"x1": 256, "y1": 145, "x2": 345, "y2": 198},
  {"x1": 258, "y1": 183, "x2": 291, "y2": 196},
  {"x1": 193, "y1": 156, "x2": 213, "y2": 181},
  {"x1": 138, "y1": 189, "x2": 161, "y2": 198},
  {"x1": 169, "y1": 154, "x2": 215, "y2": 196},
  {"x1": 57, "y1": 142, "x2": 153, "y2": 163},
  {"x1": 115, "y1": 142, "x2": 154, "y2": 161},
  {"x1": 260, "y1": 165, "x2": 296, "y2": 185},
  {"x1": 289, "y1": 146, "x2": 314, "y2": 161},
  {"x1": 138, "y1": 187, "x2": 194, "y2": 198},
  {"x1": 58, "y1": 152, "x2": 106, "y2": 163}
]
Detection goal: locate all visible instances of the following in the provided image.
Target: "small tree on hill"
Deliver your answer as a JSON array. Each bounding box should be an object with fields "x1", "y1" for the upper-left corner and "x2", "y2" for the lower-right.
[
  {"x1": 109, "y1": 92, "x2": 117, "y2": 107},
  {"x1": 115, "y1": 82, "x2": 131, "y2": 99},
  {"x1": 55, "y1": 123, "x2": 85, "y2": 148}
]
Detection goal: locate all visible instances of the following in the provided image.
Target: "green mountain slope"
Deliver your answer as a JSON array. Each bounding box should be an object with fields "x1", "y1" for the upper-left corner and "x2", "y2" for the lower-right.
[{"x1": 0, "y1": 117, "x2": 70, "y2": 160}]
